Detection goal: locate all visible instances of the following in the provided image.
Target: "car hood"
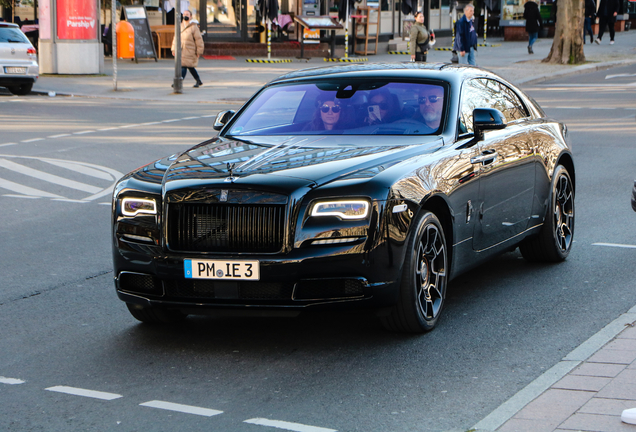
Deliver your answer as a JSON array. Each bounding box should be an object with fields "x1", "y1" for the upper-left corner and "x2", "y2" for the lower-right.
[{"x1": 161, "y1": 135, "x2": 444, "y2": 194}]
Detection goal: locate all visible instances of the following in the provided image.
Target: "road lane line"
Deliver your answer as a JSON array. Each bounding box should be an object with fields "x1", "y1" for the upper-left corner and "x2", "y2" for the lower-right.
[
  {"x1": 0, "y1": 158, "x2": 102, "y2": 193},
  {"x1": 244, "y1": 418, "x2": 337, "y2": 432},
  {"x1": 47, "y1": 134, "x2": 71, "y2": 139},
  {"x1": 73, "y1": 130, "x2": 95, "y2": 135},
  {"x1": 20, "y1": 138, "x2": 44, "y2": 143},
  {"x1": 592, "y1": 242, "x2": 636, "y2": 249},
  {"x1": 0, "y1": 177, "x2": 63, "y2": 198},
  {"x1": 0, "y1": 377, "x2": 25, "y2": 384},
  {"x1": 45, "y1": 386, "x2": 122, "y2": 400},
  {"x1": 139, "y1": 400, "x2": 223, "y2": 417},
  {"x1": 0, "y1": 143, "x2": 17, "y2": 147},
  {"x1": 43, "y1": 160, "x2": 114, "y2": 181}
]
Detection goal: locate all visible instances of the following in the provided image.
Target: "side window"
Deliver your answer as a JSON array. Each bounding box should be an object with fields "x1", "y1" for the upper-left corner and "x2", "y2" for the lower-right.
[
  {"x1": 497, "y1": 83, "x2": 528, "y2": 122},
  {"x1": 459, "y1": 78, "x2": 495, "y2": 134},
  {"x1": 459, "y1": 78, "x2": 528, "y2": 134}
]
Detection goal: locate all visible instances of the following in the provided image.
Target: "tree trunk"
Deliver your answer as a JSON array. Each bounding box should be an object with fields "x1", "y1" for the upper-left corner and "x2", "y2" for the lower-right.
[{"x1": 543, "y1": 0, "x2": 586, "y2": 64}]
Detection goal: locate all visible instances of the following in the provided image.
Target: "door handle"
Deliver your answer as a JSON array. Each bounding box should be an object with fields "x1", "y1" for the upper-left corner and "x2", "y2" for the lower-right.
[{"x1": 471, "y1": 150, "x2": 498, "y2": 165}]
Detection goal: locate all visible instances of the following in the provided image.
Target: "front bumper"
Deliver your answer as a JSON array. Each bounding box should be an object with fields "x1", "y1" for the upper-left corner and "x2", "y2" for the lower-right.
[{"x1": 113, "y1": 240, "x2": 404, "y2": 312}]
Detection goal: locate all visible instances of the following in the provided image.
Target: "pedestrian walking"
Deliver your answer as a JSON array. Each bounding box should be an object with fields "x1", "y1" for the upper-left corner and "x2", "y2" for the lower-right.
[
  {"x1": 409, "y1": 11, "x2": 435, "y2": 62},
  {"x1": 172, "y1": 10, "x2": 205, "y2": 88},
  {"x1": 584, "y1": 0, "x2": 596, "y2": 44},
  {"x1": 596, "y1": 0, "x2": 619, "y2": 44},
  {"x1": 455, "y1": 3, "x2": 478, "y2": 65},
  {"x1": 523, "y1": 0, "x2": 541, "y2": 54}
]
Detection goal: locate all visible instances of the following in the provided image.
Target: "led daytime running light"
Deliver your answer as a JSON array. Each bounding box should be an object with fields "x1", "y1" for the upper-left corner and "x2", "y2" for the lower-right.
[
  {"x1": 311, "y1": 200, "x2": 369, "y2": 220},
  {"x1": 121, "y1": 198, "x2": 157, "y2": 217}
]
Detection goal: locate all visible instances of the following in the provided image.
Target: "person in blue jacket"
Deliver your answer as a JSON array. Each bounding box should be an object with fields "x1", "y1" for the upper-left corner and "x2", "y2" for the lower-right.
[{"x1": 455, "y1": 3, "x2": 478, "y2": 65}]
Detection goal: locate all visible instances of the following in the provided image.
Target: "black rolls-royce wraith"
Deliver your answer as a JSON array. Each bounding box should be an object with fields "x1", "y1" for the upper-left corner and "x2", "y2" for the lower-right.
[{"x1": 112, "y1": 63, "x2": 575, "y2": 333}]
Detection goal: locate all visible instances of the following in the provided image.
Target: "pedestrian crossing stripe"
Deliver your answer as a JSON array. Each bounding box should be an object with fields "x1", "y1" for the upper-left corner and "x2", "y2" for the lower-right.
[
  {"x1": 388, "y1": 51, "x2": 410, "y2": 55},
  {"x1": 245, "y1": 59, "x2": 293, "y2": 63},
  {"x1": 323, "y1": 57, "x2": 368, "y2": 62}
]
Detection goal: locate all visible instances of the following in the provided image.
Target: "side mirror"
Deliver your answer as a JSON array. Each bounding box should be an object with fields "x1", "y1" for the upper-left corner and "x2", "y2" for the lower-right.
[
  {"x1": 214, "y1": 110, "x2": 235, "y2": 131},
  {"x1": 473, "y1": 108, "x2": 506, "y2": 141}
]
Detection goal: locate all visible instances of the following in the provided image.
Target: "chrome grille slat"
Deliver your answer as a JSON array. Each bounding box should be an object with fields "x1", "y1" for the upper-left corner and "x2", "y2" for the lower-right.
[{"x1": 168, "y1": 203, "x2": 285, "y2": 253}]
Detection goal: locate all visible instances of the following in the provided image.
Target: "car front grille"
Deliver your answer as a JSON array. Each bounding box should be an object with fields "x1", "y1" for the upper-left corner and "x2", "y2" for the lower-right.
[{"x1": 167, "y1": 203, "x2": 286, "y2": 253}]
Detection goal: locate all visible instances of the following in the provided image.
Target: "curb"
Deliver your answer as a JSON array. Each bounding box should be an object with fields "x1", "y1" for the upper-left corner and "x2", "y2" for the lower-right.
[{"x1": 514, "y1": 58, "x2": 636, "y2": 85}]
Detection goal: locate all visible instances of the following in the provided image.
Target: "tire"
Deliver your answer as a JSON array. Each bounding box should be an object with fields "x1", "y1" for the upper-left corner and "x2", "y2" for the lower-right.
[
  {"x1": 126, "y1": 303, "x2": 187, "y2": 324},
  {"x1": 520, "y1": 165, "x2": 575, "y2": 262},
  {"x1": 8, "y1": 83, "x2": 33, "y2": 96},
  {"x1": 381, "y1": 211, "x2": 448, "y2": 333}
]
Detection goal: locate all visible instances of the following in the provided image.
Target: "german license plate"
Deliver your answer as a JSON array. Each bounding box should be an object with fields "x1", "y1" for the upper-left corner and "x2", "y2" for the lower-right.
[
  {"x1": 4, "y1": 67, "x2": 27, "y2": 74},
  {"x1": 184, "y1": 259, "x2": 260, "y2": 280}
]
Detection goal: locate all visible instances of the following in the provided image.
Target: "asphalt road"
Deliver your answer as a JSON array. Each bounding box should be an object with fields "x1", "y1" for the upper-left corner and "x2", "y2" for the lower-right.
[{"x1": 0, "y1": 64, "x2": 635, "y2": 432}]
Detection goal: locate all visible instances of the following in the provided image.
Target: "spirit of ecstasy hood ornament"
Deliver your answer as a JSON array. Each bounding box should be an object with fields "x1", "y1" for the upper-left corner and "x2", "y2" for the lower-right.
[{"x1": 225, "y1": 162, "x2": 238, "y2": 183}]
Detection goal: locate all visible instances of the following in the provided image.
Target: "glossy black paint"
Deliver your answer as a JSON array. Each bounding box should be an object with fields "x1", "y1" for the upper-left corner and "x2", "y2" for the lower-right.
[{"x1": 112, "y1": 63, "x2": 574, "y2": 320}]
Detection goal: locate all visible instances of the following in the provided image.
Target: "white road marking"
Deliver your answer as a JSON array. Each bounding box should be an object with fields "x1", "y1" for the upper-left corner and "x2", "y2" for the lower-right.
[
  {"x1": 244, "y1": 418, "x2": 337, "y2": 432},
  {"x1": 45, "y1": 386, "x2": 122, "y2": 400},
  {"x1": 0, "y1": 376, "x2": 25, "y2": 385},
  {"x1": 606, "y1": 73, "x2": 636, "y2": 79},
  {"x1": 0, "y1": 158, "x2": 102, "y2": 194},
  {"x1": 3, "y1": 194, "x2": 41, "y2": 199},
  {"x1": 0, "y1": 176, "x2": 63, "y2": 198},
  {"x1": 592, "y1": 242, "x2": 636, "y2": 249},
  {"x1": 21, "y1": 138, "x2": 44, "y2": 143},
  {"x1": 43, "y1": 159, "x2": 114, "y2": 181},
  {"x1": 181, "y1": 116, "x2": 198, "y2": 120},
  {"x1": 47, "y1": 134, "x2": 71, "y2": 139},
  {"x1": 73, "y1": 130, "x2": 95, "y2": 135},
  {"x1": 140, "y1": 400, "x2": 223, "y2": 417},
  {"x1": 162, "y1": 119, "x2": 181, "y2": 123},
  {"x1": 0, "y1": 143, "x2": 17, "y2": 147}
]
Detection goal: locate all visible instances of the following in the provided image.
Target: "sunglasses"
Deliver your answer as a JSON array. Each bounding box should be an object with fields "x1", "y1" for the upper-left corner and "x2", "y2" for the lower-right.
[
  {"x1": 321, "y1": 105, "x2": 341, "y2": 113},
  {"x1": 368, "y1": 102, "x2": 390, "y2": 111},
  {"x1": 418, "y1": 95, "x2": 441, "y2": 104}
]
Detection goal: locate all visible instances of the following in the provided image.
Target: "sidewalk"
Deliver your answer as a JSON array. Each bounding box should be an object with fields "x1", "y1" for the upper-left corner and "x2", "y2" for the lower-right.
[
  {"x1": 31, "y1": 30, "x2": 636, "y2": 103},
  {"x1": 27, "y1": 30, "x2": 636, "y2": 432}
]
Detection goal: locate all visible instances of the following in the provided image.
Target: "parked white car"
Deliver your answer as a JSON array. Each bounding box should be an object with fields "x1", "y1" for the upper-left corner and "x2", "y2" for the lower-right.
[{"x1": 0, "y1": 22, "x2": 38, "y2": 95}]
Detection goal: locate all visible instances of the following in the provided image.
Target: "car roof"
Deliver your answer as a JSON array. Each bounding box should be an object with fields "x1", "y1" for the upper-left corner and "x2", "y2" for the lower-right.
[
  {"x1": 270, "y1": 62, "x2": 502, "y2": 85},
  {"x1": 0, "y1": 22, "x2": 20, "y2": 28}
]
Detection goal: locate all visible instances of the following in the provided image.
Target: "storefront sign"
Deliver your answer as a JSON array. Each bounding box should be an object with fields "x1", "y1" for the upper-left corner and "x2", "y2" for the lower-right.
[{"x1": 56, "y1": 0, "x2": 97, "y2": 40}]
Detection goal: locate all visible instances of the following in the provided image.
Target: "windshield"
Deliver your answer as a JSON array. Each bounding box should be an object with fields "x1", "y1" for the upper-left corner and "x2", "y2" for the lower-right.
[
  {"x1": 0, "y1": 28, "x2": 30, "y2": 43},
  {"x1": 227, "y1": 80, "x2": 447, "y2": 136}
]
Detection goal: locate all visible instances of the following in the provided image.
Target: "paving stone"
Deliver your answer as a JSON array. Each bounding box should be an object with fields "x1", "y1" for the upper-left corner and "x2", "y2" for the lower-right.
[
  {"x1": 617, "y1": 326, "x2": 636, "y2": 340},
  {"x1": 588, "y1": 349, "x2": 636, "y2": 365},
  {"x1": 580, "y1": 397, "x2": 636, "y2": 416},
  {"x1": 553, "y1": 375, "x2": 612, "y2": 392},
  {"x1": 497, "y1": 417, "x2": 563, "y2": 432},
  {"x1": 606, "y1": 339, "x2": 636, "y2": 351},
  {"x1": 572, "y1": 362, "x2": 626, "y2": 378},
  {"x1": 514, "y1": 389, "x2": 594, "y2": 421},
  {"x1": 597, "y1": 370, "x2": 636, "y2": 400},
  {"x1": 557, "y1": 412, "x2": 636, "y2": 431}
]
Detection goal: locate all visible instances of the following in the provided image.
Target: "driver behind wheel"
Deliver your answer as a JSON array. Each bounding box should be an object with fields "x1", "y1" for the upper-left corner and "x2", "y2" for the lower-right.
[{"x1": 414, "y1": 86, "x2": 444, "y2": 130}]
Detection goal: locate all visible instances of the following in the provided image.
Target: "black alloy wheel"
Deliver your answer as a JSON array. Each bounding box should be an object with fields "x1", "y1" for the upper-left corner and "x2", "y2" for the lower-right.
[
  {"x1": 381, "y1": 211, "x2": 448, "y2": 333},
  {"x1": 520, "y1": 164, "x2": 575, "y2": 262}
]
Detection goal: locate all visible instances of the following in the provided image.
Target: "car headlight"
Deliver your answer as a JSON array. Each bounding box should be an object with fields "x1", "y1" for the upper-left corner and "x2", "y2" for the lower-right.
[
  {"x1": 121, "y1": 198, "x2": 157, "y2": 217},
  {"x1": 310, "y1": 200, "x2": 370, "y2": 220}
]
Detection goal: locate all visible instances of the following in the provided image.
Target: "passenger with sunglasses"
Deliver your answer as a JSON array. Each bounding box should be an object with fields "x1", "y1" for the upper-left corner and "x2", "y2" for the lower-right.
[
  {"x1": 413, "y1": 87, "x2": 444, "y2": 130},
  {"x1": 305, "y1": 97, "x2": 344, "y2": 131},
  {"x1": 366, "y1": 91, "x2": 399, "y2": 125}
]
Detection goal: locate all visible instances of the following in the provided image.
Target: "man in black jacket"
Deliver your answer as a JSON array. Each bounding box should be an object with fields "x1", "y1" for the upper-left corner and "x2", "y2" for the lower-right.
[
  {"x1": 596, "y1": 0, "x2": 619, "y2": 44},
  {"x1": 584, "y1": 0, "x2": 596, "y2": 44}
]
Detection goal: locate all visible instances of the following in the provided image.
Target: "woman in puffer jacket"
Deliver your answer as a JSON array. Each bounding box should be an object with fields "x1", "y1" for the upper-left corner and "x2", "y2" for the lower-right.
[{"x1": 172, "y1": 10, "x2": 205, "y2": 87}]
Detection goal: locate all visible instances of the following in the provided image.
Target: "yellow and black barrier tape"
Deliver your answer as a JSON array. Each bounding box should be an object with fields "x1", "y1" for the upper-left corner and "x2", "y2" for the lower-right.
[
  {"x1": 434, "y1": 47, "x2": 454, "y2": 51},
  {"x1": 388, "y1": 51, "x2": 410, "y2": 55},
  {"x1": 245, "y1": 58, "x2": 293, "y2": 63},
  {"x1": 323, "y1": 57, "x2": 369, "y2": 62}
]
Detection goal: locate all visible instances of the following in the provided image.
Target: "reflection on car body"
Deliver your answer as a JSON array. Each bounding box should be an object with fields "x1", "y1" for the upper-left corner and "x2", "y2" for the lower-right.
[{"x1": 112, "y1": 63, "x2": 575, "y2": 333}]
